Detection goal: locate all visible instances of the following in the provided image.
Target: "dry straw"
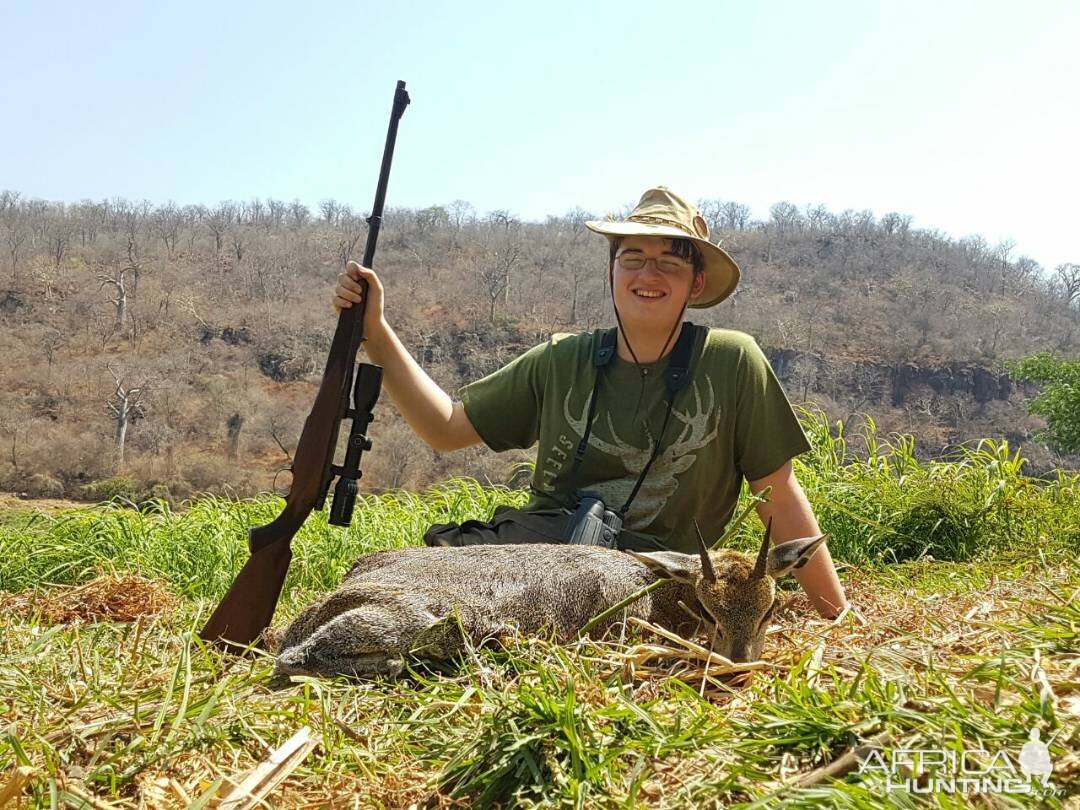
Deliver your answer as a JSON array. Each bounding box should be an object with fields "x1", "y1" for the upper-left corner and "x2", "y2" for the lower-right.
[{"x1": 0, "y1": 574, "x2": 178, "y2": 624}]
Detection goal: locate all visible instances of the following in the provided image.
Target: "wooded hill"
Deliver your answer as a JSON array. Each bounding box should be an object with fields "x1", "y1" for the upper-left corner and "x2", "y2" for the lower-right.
[{"x1": 1, "y1": 191, "x2": 1078, "y2": 503}]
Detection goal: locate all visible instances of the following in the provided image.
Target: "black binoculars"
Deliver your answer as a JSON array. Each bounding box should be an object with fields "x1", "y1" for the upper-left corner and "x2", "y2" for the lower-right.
[{"x1": 566, "y1": 492, "x2": 622, "y2": 549}]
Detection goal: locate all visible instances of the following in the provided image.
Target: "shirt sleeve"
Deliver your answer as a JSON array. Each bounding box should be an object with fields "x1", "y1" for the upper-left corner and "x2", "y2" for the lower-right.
[
  {"x1": 458, "y1": 339, "x2": 550, "y2": 451},
  {"x1": 733, "y1": 337, "x2": 812, "y2": 481}
]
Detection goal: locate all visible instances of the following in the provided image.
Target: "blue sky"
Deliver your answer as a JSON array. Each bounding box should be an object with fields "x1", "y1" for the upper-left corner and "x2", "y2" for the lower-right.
[{"x1": 2, "y1": 0, "x2": 1077, "y2": 269}]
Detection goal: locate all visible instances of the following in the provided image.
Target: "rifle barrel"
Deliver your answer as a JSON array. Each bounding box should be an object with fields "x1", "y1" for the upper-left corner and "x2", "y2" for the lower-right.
[{"x1": 199, "y1": 80, "x2": 410, "y2": 650}]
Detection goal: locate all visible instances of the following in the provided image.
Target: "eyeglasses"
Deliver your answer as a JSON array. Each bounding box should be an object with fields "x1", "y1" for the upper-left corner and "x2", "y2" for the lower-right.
[{"x1": 616, "y1": 251, "x2": 692, "y2": 274}]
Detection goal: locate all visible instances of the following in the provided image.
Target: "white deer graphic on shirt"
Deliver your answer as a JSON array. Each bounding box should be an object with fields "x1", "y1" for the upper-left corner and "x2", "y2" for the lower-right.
[{"x1": 563, "y1": 378, "x2": 719, "y2": 530}]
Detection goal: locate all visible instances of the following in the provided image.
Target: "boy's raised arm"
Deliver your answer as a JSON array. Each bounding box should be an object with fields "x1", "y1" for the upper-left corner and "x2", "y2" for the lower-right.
[{"x1": 334, "y1": 261, "x2": 482, "y2": 453}]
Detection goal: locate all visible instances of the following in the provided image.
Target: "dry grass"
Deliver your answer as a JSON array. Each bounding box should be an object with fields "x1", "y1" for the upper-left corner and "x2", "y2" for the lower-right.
[
  {"x1": 2, "y1": 448, "x2": 1079, "y2": 807},
  {"x1": 3, "y1": 559, "x2": 1077, "y2": 808},
  {"x1": 0, "y1": 574, "x2": 179, "y2": 625}
]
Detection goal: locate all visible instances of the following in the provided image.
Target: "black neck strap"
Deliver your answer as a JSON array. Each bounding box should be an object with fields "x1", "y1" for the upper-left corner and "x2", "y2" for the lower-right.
[{"x1": 567, "y1": 322, "x2": 698, "y2": 514}]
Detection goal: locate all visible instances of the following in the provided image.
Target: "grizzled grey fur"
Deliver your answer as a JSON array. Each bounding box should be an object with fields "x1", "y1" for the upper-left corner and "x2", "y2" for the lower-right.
[{"x1": 274, "y1": 533, "x2": 826, "y2": 681}]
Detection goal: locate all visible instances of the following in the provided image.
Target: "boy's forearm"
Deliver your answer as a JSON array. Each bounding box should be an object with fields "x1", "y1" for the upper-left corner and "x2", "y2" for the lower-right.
[
  {"x1": 789, "y1": 542, "x2": 845, "y2": 618},
  {"x1": 360, "y1": 321, "x2": 456, "y2": 450},
  {"x1": 751, "y1": 467, "x2": 847, "y2": 618}
]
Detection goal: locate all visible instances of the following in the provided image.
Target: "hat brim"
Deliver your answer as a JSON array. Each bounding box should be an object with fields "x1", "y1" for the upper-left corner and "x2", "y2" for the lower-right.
[{"x1": 586, "y1": 220, "x2": 740, "y2": 308}]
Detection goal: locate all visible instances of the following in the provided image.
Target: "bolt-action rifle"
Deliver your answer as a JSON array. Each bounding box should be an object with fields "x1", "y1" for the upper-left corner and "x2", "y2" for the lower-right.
[{"x1": 199, "y1": 80, "x2": 410, "y2": 650}]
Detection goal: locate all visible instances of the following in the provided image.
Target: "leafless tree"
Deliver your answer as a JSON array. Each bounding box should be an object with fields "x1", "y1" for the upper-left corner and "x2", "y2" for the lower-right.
[
  {"x1": 105, "y1": 364, "x2": 150, "y2": 465},
  {"x1": 413, "y1": 205, "x2": 448, "y2": 241},
  {"x1": 243, "y1": 198, "x2": 266, "y2": 228},
  {"x1": 231, "y1": 226, "x2": 247, "y2": 263},
  {"x1": 184, "y1": 204, "x2": 206, "y2": 252},
  {"x1": 0, "y1": 190, "x2": 20, "y2": 215},
  {"x1": 804, "y1": 204, "x2": 830, "y2": 231},
  {"x1": 24, "y1": 198, "x2": 49, "y2": 246},
  {"x1": 336, "y1": 213, "x2": 367, "y2": 267},
  {"x1": 206, "y1": 202, "x2": 235, "y2": 255},
  {"x1": 881, "y1": 212, "x2": 912, "y2": 239},
  {"x1": 447, "y1": 199, "x2": 475, "y2": 247},
  {"x1": 1054, "y1": 263, "x2": 1080, "y2": 309},
  {"x1": 73, "y1": 200, "x2": 106, "y2": 247},
  {"x1": 407, "y1": 239, "x2": 442, "y2": 280},
  {"x1": 470, "y1": 215, "x2": 522, "y2": 322},
  {"x1": 42, "y1": 327, "x2": 65, "y2": 379},
  {"x1": 567, "y1": 261, "x2": 590, "y2": 324},
  {"x1": 720, "y1": 201, "x2": 752, "y2": 231},
  {"x1": 319, "y1": 199, "x2": 342, "y2": 224},
  {"x1": 769, "y1": 202, "x2": 803, "y2": 235},
  {"x1": 267, "y1": 198, "x2": 286, "y2": 230},
  {"x1": 96, "y1": 263, "x2": 130, "y2": 331},
  {"x1": 995, "y1": 239, "x2": 1016, "y2": 296},
  {"x1": 245, "y1": 254, "x2": 296, "y2": 329},
  {"x1": 92, "y1": 236, "x2": 142, "y2": 333},
  {"x1": 267, "y1": 411, "x2": 295, "y2": 465},
  {"x1": 4, "y1": 217, "x2": 27, "y2": 281},
  {"x1": 125, "y1": 234, "x2": 144, "y2": 302},
  {"x1": 0, "y1": 399, "x2": 24, "y2": 473},
  {"x1": 523, "y1": 222, "x2": 565, "y2": 291},
  {"x1": 477, "y1": 257, "x2": 512, "y2": 322},
  {"x1": 1011, "y1": 256, "x2": 1041, "y2": 299},
  {"x1": 151, "y1": 202, "x2": 184, "y2": 259},
  {"x1": 484, "y1": 210, "x2": 522, "y2": 308},
  {"x1": 48, "y1": 221, "x2": 70, "y2": 269},
  {"x1": 288, "y1": 199, "x2": 311, "y2": 228}
]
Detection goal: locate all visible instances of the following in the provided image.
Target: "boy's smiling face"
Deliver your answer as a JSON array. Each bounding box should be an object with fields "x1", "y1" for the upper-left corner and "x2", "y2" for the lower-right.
[{"x1": 612, "y1": 236, "x2": 706, "y2": 327}]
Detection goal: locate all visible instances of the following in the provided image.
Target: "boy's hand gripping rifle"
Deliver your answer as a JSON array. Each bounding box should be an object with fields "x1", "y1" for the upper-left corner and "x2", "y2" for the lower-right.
[{"x1": 199, "y1": 81, "x2": 410, "y2": 651}]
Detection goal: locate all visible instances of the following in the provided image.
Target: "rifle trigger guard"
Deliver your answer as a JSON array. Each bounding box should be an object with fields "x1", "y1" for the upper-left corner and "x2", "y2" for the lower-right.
[{"x1": 272, "y1": 467, "x2": 293, "y2": 497}]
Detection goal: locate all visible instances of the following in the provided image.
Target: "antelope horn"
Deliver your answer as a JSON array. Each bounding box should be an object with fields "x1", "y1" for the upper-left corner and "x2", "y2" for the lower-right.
[
  {"x1": 693, "y1": 519, "x2": 716, "y2": 583},
  {"x1": 753, "y1": 517, "x2": 773, "y2": 579}
]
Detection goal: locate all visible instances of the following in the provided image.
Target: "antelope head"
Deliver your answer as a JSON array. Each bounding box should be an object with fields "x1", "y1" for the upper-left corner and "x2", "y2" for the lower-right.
[{"x1": 630, "y1": 520, "x2": 827, "y2": 662}]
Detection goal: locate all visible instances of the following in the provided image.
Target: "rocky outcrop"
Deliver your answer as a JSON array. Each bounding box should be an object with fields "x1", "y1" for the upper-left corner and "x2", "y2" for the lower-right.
[
  {"x1": 889, "y1": 362, "x2": 1011, "y2": 406},
  {"x1": 760, "y1": 347, "x2": 1018, "y2": 407},
  {"x1": 0, "y1": 289, "x2": 26, "y2": 316}
]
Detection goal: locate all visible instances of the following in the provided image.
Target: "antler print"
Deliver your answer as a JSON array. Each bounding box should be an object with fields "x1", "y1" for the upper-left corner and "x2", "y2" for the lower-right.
[{"x1": 561, "y1": 380, "x2": 720, "y2": 530}]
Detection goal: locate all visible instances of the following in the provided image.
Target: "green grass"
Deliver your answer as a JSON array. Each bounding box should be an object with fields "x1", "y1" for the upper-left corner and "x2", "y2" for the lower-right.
[
  {"x1": 0, "y1": 477, "x2": 527, "y2": 610},
  {"x1": 1, "y1": 412, "x2": 1078, "y2": 807},
  {"x1": 789, "y1": 406, "x2": 1080, "y2": 564}
]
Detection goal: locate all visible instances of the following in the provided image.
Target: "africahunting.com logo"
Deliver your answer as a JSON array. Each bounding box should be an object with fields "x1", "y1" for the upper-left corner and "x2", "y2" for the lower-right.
[{"x1": 857, "y1": 727, "x2": 1066, "y2": 797}]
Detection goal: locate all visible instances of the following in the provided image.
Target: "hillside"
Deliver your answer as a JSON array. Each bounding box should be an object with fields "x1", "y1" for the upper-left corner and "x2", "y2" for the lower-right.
[{"x1": 1, "y1": 191, "x2": 1078, "y2": 501}]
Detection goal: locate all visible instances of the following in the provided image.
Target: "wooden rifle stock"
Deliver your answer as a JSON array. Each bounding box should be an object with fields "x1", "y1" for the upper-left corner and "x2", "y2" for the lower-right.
[{"x1": 199, "y1": 81, "x2": 410, "y2": 651}]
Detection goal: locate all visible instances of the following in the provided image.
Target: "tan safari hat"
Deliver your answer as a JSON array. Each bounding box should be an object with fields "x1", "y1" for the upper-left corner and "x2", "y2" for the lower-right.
[{"x1": 586, "y1": 186, "x2": 741, "y2": 308}]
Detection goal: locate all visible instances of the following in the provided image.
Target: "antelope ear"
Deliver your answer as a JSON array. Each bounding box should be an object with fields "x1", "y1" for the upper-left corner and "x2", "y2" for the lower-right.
[
  {"x1": 766, "y1": 534, "x2": 828, "y2": 578},
  {"x1": 627, "y1": 551, "x2": 699, "y2": 583}
]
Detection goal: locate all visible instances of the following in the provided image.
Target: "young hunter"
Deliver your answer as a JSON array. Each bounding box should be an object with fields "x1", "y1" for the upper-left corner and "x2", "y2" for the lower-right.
[{"x1": 332, "y1": 187, "x2": 847, "y2": 618}]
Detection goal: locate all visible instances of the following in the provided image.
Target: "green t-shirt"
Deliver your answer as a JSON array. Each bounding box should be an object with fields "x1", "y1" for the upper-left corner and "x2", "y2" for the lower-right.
[{"x1": 459, "y1": 326, "x2": 812, "y2": 553}]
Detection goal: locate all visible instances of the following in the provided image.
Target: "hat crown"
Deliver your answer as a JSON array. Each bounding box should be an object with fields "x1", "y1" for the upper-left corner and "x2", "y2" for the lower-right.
[{"x1": 627, "y1": 186, "x2": 710, "y2": 241}]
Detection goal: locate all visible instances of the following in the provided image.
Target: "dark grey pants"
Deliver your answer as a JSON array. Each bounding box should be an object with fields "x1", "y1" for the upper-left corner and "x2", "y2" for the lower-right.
[{"x1": 423, "y1": 505, "x2": 665, "y2": 552}]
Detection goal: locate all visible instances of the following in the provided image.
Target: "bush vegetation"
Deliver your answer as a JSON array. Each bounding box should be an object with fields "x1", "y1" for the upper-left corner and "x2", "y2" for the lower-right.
[{"x1": 2, "y1": 191, "x2": 1078, "y2": 501}]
